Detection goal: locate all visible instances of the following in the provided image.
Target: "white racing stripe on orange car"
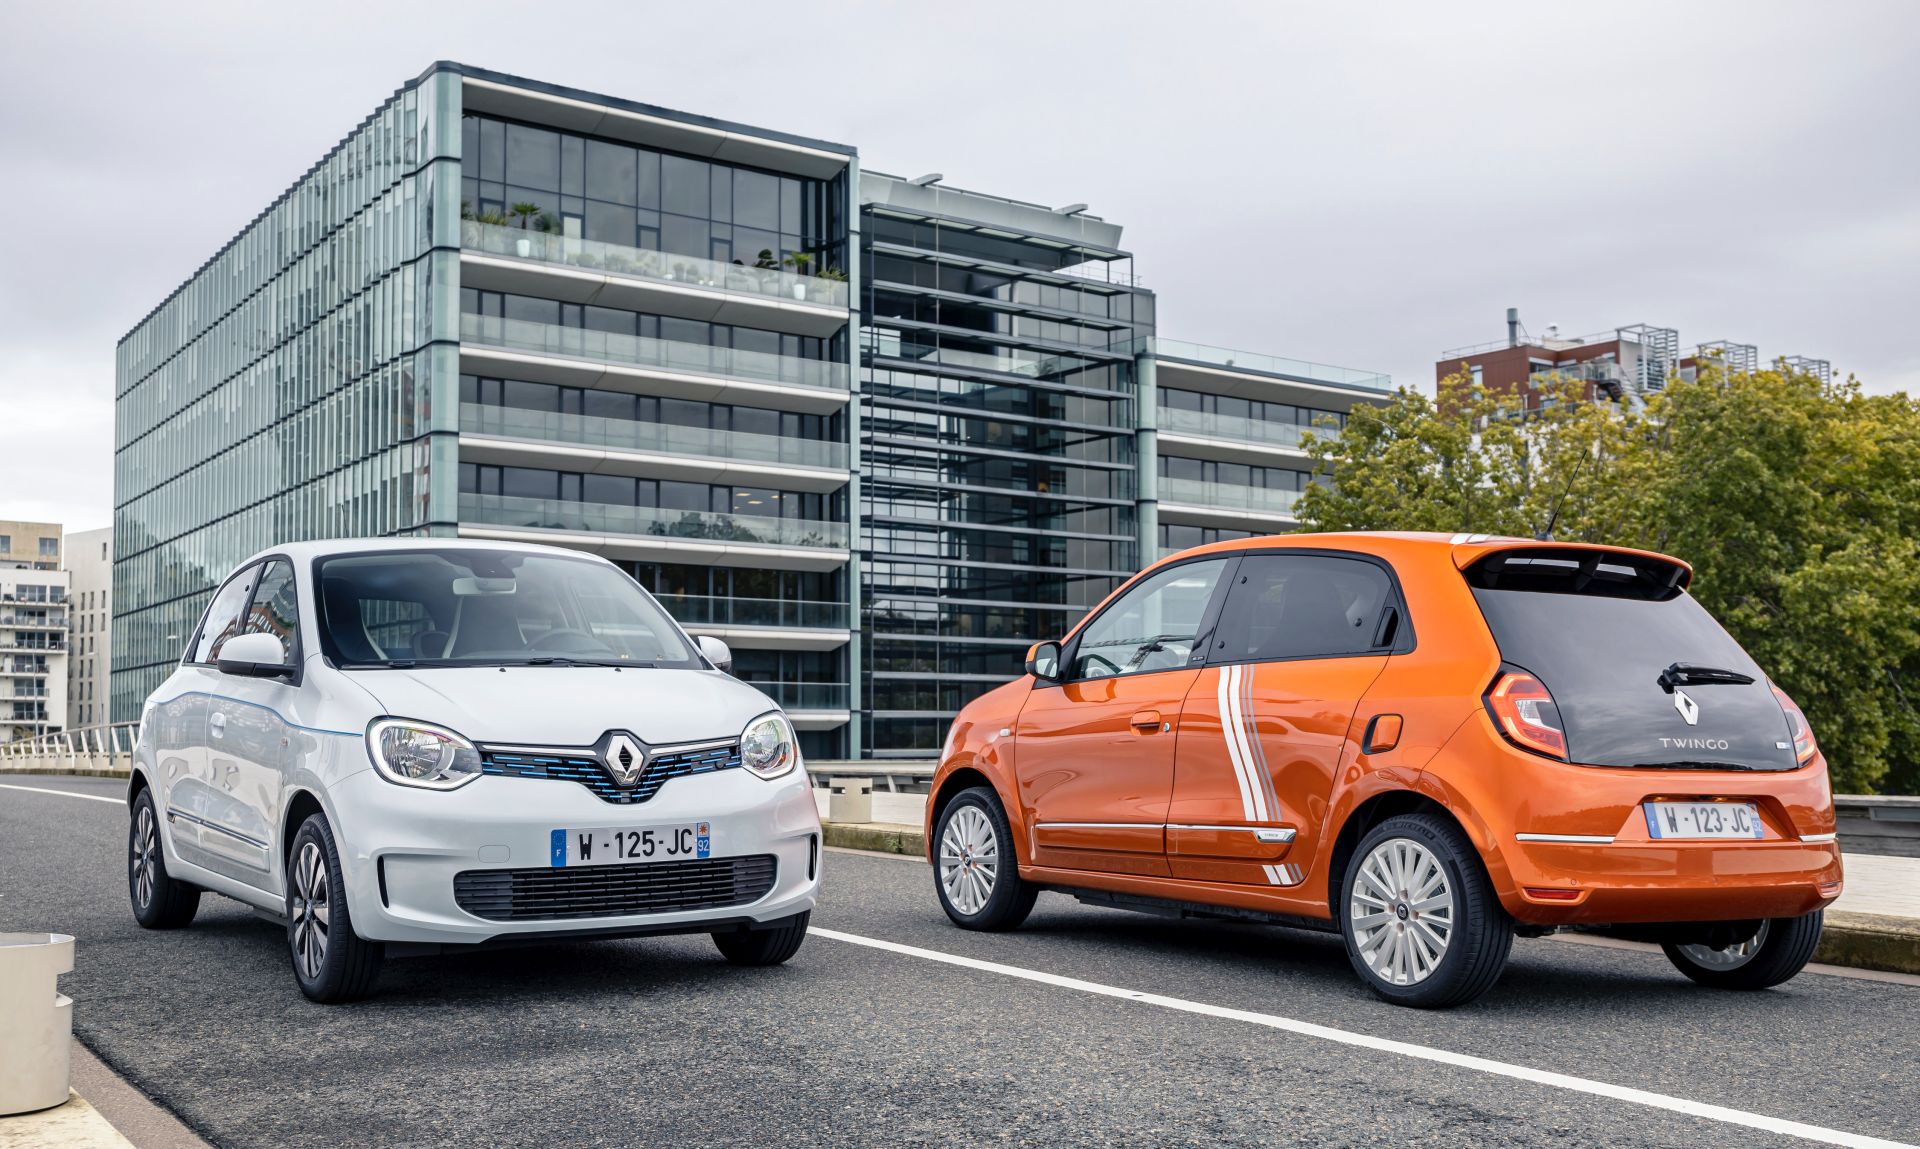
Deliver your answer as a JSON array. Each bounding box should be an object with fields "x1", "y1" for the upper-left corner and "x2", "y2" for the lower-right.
[
  {"x1": 1217, "y1": 664, "x2": 1264, "y2": 823},
  {"x1": 1217, "y1": 665, "x2": 1296, "y2": 887}
]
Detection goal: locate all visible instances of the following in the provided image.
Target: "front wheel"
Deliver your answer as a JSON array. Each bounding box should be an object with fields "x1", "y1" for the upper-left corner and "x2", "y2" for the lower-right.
[
  {"x1": 933, "y1": 786, "x2": 1036, "y2": 931},
  {"x1": 1662, "y1": 911, "x2": 1823, "y2": 990},
  {"x1": 286, "y1": 814, "x2": 384, "y2": 1003},
  {"x1": 1340, "y1": 813, "x2": 1513, "y2": 1008},
  {"x1": 713, "y1": 911, "x2": 810, "y2": 966},
  {"x1": 128, "y1": 788, "x2": 200, "y2": 929}
]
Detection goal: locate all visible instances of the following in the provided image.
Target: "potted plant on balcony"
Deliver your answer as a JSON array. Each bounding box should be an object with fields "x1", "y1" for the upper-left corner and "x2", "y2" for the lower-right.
[
  {"x1": 509, "y1": 203, "x2": 543, "y2": 256},
  {"x1": 782, "y1": 252, "x2": 813, "y2": 300}
]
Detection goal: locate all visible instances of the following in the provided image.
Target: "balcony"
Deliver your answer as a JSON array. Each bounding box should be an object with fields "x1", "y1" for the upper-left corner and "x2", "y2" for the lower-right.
[
  {"x1": 736, "y1": 680, "x2": 850, "y2": 729},
  {"x1": 458, "y1": 403, "x2": 848, "y2": 492},
  {"x1": 0, "y1": 616, "x2": 66, "y2": 630},
  {"x1": 460, "y1": 315, "x2": 850, "y2": 415},
  {"x1": 461, "y1": 222, "x2": 848, "y2": 337},
  {"x1": 655, "y1": 594, "x2": 851, "y2": 651},
  {"x1": 458, "y1": 493, "x2": 850, "y2": 572},
  {"x1": 1156, "y1": 405, "x2": 1337, "y2": 466},
  {"x1": 1157, "y1": 477, "x2": 1302, "y2": 532}
]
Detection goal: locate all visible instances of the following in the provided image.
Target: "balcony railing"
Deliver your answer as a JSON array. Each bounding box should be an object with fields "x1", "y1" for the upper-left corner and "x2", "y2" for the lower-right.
[
  {"x1": 1157, "y1": 406, "x2": 1334, "y2": 451},
  {"x1": 459, "y1": 404, "x2": 849, "y2": 473},
  {"x1": 1158, "y1": 477, "x2": 1303, "y2": 518},
  {"x1": 653, "y1": 594, "x2": 851, "y2": 631},
  {"x1": 738, "y1": 680, "x2": 850, "y2": 711},
  {"x1": 461, "y1": 315, "x2": 850, "y2": 395},
  {"x1": 1130, "y1": 337, "x2": 1391, "y2": 391},
  {"x1": 462, "y1": 221, "x2": 851, "y2": 311},
  {"x1": 460, "y1": 493, "x2": 850, "y2": 551},
  {"x1": 0, "y1": 616, "x2": 66, "y2": 630}
]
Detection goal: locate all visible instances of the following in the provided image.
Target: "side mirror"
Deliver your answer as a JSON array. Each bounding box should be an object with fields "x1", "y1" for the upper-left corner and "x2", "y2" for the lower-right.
[
  {"x1": 1025, "y1": 640, "x2": 1063, "y2": 682},
  {"x1": 696, "y1": 635, "x2": 733, "y2": 675},
  {"x1": 216, "y1": 632, "x2": 294, "y2": 679}
]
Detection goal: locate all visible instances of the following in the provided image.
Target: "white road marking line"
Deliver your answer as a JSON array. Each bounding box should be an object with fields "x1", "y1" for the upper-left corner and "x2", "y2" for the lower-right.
[
  {"x1": 0, "y1": 782, "x2": 122, "y2": 806},
  {"x1": 812, "y1": 926, "x2": 1915, "y2": 1149}
]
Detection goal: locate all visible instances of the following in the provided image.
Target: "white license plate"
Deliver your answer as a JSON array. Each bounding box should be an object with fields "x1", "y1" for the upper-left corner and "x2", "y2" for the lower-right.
[
  {"x1": 549, "y1": 822, "x2": 711, "y2": 867},
  {"x1": 1643, "y1": 801, "x2": 1763, "y2": 840}
]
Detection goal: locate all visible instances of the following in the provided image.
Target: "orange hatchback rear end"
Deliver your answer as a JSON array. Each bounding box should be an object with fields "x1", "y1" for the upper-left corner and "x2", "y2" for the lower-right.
[{"x1": 925, "y1": 533, "x2": 1842, "y2": 1007}]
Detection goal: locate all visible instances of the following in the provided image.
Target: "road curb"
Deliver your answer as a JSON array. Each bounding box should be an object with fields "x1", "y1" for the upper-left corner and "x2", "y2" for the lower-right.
[
  {"x1": 822, "y1": 821, "x2": 925, "y2": 858},
  {"x1": 1816, "y1": 911, "x2": 1920, "y2": 975}
]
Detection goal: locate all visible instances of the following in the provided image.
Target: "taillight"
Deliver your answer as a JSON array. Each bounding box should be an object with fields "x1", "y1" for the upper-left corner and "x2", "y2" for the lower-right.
[
  {"x1": 1771, "y1": 684, "x2": 1817, "y2": 765},
  {"x1": 1485, "y1": 671, "x2": 1568, "y2": 760}
]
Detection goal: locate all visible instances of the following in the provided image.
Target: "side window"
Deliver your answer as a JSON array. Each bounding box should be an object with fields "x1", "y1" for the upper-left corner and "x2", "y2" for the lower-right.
[
  {"x1": 242, "y1": 560, "x2": 300, "y2": 658},
  {"x1": 1069, "y1": 558, "x2": 1229, "y2": 680},
  {"x1": 1211, "y1": 554, "x2": 1395, "y2": 663},
  {"x1": 190, "y1": 566, "x2": 260, "y2": 665}
]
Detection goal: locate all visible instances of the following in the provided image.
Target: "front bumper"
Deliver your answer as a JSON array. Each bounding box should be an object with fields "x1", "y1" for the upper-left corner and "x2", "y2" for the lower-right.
[
  {"x1": 327, "y1": 765, "x2": 821, "y2": 946},
  {"x1": 1427, "y1": 716, "x2": 1844, "y2": 926}
]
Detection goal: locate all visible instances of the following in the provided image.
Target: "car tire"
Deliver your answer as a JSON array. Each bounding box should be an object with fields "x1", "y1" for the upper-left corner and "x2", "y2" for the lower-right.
[
  {"x1": 1661, "y1": 911, "x2": 1823, "y2": 990},
  {"x1": 713, "y1": 910, "x2": 810, "y2": 966},
  {"x1": 933, "y1": 786, "x2": 1037, "y2": 931},
  {"x1": 1340, "y1": 812, "x2": 1513, "y2": 1009},
  {"x1": 286, "y1": 813, "x2": 384, "y2": 1003},
  {"x1": 128, "y1": 788, "x2": 200, "y2": 929}
]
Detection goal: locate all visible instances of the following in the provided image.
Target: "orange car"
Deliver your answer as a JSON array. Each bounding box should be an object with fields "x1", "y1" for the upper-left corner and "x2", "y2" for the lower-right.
[{"x1": 926, "y1": 533, "x2": 1842, "y2": 1007}]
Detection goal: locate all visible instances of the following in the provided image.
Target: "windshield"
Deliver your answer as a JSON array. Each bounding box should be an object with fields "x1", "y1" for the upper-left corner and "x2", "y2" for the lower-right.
[{"x1": 313, "y1": 549, "x2": 699, "y2": 669}]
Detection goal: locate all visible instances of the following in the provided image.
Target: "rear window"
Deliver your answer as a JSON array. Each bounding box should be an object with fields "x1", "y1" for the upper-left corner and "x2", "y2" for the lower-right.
[{"x1": 1466, "y1": 550, "x2": 1795, "y2": 770}]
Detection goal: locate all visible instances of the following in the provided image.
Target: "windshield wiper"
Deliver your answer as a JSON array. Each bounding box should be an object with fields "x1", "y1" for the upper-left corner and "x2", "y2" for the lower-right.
[
  {"x1": 343, "y1": 658, "x2": 415, "y2": 669},
  {"x1": 521, "y1": 656, "x2": 654, "y2": 669},
  {"x1": 1657, "y1": 662, "x2": 1755, "y2": 692}
]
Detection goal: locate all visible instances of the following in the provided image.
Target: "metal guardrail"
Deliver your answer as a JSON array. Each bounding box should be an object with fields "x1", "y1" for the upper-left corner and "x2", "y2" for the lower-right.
[
  {"x1": 0, "y1": 722, "x2": 139, "y2": 776},
  {"x1": 1835, "y1": 795, "x2": 1920, "y2": 859}
]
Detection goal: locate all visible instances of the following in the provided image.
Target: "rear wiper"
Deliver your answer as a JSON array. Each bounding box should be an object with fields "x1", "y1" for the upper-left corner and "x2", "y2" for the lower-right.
[{"x1": 1657, "y1": 662, "x2": 1755, "y2": 692}]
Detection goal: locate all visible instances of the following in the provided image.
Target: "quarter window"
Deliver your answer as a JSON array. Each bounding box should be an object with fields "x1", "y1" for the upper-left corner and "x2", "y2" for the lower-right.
[
  {"x1": 243, "y1": 560, "x2": 301, "y2": 658},
  {"x1": 191, "y1": 566, "x2": 260, "y2": 665},
  {"x1": 1211, "y1": 555, "x2": 1395, "y2": 662},
  {"x1": 1068, "y1": 558, "x2": 1229, "y2": 680}
]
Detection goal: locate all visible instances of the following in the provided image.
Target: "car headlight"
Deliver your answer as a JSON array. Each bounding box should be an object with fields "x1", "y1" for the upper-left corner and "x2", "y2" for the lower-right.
[
  {"x1": 367, "y1": 718, "x2": 483, "y2": 790},
  {"x1": 740, "y1": 712, "x2": 798, "y2": 780}
]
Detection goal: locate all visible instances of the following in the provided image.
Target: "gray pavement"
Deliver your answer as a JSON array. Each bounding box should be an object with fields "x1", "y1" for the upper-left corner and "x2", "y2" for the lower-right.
[{"x1": 2, "y1": 775, "x2": 1917, "y2": 1149}]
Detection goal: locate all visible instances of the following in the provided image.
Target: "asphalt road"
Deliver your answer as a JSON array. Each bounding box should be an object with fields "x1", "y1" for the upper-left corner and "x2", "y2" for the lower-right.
[{"x1": 3, "y1": 775, "x2": 1917, "y2": 1149}]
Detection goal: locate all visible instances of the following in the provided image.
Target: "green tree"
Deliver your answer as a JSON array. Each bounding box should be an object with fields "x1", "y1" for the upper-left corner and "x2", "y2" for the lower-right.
[{"x1": 1298, "y1": 362, "x2": 1920, "y2": 793}]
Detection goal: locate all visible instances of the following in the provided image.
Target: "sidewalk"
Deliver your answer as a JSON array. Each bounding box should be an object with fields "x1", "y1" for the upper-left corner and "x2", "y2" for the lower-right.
[{"x1": 0, "y1": 1041, "x2": 209, "y2": 1149}]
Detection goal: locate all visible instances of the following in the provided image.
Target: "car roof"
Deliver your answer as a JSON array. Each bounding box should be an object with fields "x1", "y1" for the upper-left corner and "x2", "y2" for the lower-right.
[{"x1": 230, "y1": 537, "x2": 613, "y2": 570}]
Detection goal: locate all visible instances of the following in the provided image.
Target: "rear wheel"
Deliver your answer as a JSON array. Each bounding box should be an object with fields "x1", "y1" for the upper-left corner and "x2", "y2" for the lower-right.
[
  {"x1": 1340, "y1": 813, "x2": 1513, "y2": 1008},
  {"x1": 1662, "y1": 911, "x2": 1823, "y2": 989},
  {"x1": 128, "y1": 788, "x2": 200, "y2": 929},
  {"x1": 286, "y1": 814, "x2": 384, "y2": 1003},
  {"x1": 713, "y1": 911, "x2": 810, "y2": 966},
  {"x1": 933, "y1": 786, "x2": 1036, "y2": 931}
]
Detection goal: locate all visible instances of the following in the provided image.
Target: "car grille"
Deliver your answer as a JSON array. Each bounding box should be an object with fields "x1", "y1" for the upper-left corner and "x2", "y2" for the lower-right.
[
  {"x1": 453, "y1": 855, "x2": 778, "y2": 922},
  {"x1": 477, "y1": 742, "x2": 741, "y2": 805}
]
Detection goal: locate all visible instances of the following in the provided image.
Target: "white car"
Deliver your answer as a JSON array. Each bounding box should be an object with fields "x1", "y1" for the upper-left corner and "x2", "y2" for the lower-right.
[{"x1": 125, "y1": 539, "x2": 822, "y2": 1002}]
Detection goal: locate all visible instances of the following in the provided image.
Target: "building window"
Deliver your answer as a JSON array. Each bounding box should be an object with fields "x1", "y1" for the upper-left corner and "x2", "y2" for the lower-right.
[{"x1": 38, "y1": 538, "x2": 58, "y2": 558}]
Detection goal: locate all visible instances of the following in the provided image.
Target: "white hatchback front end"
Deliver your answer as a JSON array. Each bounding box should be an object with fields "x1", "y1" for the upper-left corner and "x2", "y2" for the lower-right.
[{"x1": 125, "y1": 539, "x2": 823, "y2": 1002}]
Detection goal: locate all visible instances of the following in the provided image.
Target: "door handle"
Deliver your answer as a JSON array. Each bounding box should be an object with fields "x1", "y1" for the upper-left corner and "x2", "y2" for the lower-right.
[
  {"x1": 208, "y1": 712, "x2": 227, "y2": 739},
  {"x1": 1130, "y1": 710, "x2": 1162, "y2": 731}
]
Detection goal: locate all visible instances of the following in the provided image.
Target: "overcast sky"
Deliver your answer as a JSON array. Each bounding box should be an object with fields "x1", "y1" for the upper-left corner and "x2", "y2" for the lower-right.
[{"x1": 3, "y1": 0, "x2": 1915, "y2": 534}]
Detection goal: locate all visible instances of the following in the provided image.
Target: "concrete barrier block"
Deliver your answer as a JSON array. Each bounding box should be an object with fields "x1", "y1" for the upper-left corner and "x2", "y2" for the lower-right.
[{"x1": 0, "y1": 932, "x2": 75, "y2": 1115}]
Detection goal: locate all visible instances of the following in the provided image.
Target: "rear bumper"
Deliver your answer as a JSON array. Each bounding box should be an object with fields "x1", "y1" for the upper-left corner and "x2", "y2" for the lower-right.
[{"x1": 1425, "y1": 715, "x2": 1843, "y2": 926}]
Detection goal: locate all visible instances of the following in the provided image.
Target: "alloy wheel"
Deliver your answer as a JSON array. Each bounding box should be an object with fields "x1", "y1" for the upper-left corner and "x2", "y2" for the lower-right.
[
  {"x1": 1677, "y1": 921, "x2": 1771, "y2": 970},
  {"x1": 939, "y1": 805, "x2": 999, "y2": 915},
  {"x1": 131, "y1": 806, "x2": 156, "y2": 908},
  {"x1": 290, "y1": 841, "x2": 331, "y2": 980},
  {"x1": 1350, "y1": 837, "x2": 1456, "y2": 986}
]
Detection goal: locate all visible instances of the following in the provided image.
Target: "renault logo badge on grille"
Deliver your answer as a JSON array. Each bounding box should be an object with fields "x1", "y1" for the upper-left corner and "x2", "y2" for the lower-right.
[{"x1": 602, "y1": 733, "x2": 647, "y2": 787}]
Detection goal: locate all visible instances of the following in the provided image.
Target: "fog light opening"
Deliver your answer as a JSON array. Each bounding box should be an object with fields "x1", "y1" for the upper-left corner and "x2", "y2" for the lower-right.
[{"x1": 1523, "y1": 886, "x2": 1582, "y2": 902}]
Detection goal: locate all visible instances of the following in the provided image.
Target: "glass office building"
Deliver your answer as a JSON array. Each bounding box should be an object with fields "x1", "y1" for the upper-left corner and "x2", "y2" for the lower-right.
[{"x1": 112, "y1": 63, "x2": 1389, "y2": 759}]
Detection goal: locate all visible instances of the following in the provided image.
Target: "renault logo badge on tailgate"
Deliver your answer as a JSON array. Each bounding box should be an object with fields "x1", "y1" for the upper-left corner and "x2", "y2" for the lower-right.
[{"x1": 1672, "y1": 688, "x2": 1700, "y2": 726}]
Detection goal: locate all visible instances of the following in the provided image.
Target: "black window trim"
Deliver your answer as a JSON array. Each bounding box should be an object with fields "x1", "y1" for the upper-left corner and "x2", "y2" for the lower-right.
[
  {"x1": 1048, "y1": 552, "x2": 1245, "y2": 688},
  {"x1": 1199, "y1": 547, "x2": 1417, "y2": 669}
]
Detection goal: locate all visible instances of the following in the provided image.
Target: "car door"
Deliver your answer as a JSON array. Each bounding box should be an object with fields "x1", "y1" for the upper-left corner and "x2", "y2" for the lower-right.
[
  {"x1": 166, "y1": 563, "x2": 262, "y2": 872},
  {"x1": 201, "y1": 558, "x2": 302, "y2": 888},
  {"x1": 1167, "y1": 552, "x2": 1401, "y2": 887},
  {"x1": 1016, "y1": 555, "x2": 1235, "y2": 877}
]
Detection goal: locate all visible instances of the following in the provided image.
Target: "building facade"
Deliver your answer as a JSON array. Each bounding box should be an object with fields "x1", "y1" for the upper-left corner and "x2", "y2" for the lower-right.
[
  {"x1": 113, "y1": 63, "x2": 1388, "y2": 759},
  {"x1": 65, "y1": 527, "x2": 113, "y2": 730},
  {"x1": 1, "y1": 521, "x2": 69, "y2": 742},
  {"x1": 1437, "y1": 308, "x2": 1829, "y2": 410}
]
